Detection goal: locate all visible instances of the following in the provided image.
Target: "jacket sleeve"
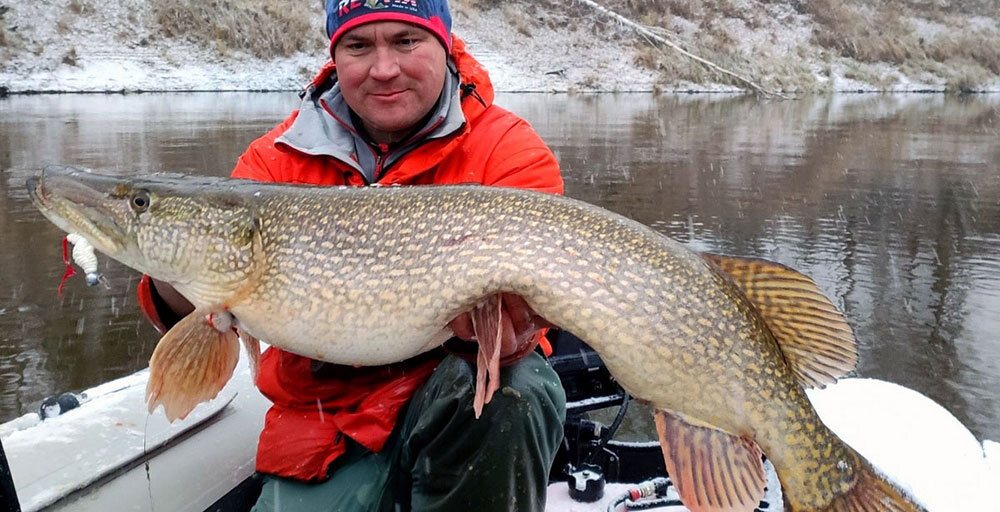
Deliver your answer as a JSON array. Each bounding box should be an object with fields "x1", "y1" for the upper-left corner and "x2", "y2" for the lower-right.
[
  {"x1": 481, "y1": 116, "x2": 564, "y2": 195},
  {"x1": 231, "y1": 111, "x2": 300, "y2": 182},
  {"x1": 137, "y1": 275, "x2": 169, "y2": 334}
]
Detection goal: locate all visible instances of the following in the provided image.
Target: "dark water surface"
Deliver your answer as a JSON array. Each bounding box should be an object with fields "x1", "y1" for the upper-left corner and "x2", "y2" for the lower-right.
[{"x1": 1, "y1": 93, "x2": 998, "y2": 442}]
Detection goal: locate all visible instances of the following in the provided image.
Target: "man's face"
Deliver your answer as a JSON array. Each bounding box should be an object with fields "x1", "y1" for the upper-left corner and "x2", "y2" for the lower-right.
[{"x1": 334, "y1": 22, "x2": 447, "y2": 144}]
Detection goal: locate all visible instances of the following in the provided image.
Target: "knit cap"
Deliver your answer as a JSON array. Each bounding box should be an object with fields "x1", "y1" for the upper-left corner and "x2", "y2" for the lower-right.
[{"x1": 325, "y1": 0, "x2": 453, "y2": 55}]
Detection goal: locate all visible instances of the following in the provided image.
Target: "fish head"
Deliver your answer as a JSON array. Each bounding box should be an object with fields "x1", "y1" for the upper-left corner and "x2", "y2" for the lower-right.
[{"x1": 27, "y1": 166, "x2": 260, "y2": 301}]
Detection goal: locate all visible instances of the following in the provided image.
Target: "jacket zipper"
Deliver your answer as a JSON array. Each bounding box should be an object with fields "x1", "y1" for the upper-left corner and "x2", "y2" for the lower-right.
[
  {"x1": 373, "y1": 143, "x2": 389, "y2": 181},
  {"x1": 323, "y1": 97, "x2": 456, "y2": 183},
  {"x1": 371, "y1": 115, "x2": 446, "y2": 182}
]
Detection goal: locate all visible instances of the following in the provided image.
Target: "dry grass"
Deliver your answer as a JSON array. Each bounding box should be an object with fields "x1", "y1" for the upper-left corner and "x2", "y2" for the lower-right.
[
  {"x1": 153, "y1": 0, "x2": 324, "y2": 59},
  {"x1": 946, "y1": 67, "x2": 992, "y2": 93},
  {"x1": 842, "y1": 62, "x2": 897, "y2": 89},
  {"x1": 502, "y1": 4, "x2": 533, "y2": 37},
  {"x1": 56, "y1": 16, "x2": 73, "y2": 36},
  {"x1": 804, "y1": 0, "x2": 1000, "y2": 85},
  {"x1": 68, "y1": 0, "x2": 95, "y2": 16},
  {"x1": 806, "y1": 0, "x2": 920, "y2": 64},
  {"x1": 928, "y1": 31, "x2": 1000, "y2": 75}
]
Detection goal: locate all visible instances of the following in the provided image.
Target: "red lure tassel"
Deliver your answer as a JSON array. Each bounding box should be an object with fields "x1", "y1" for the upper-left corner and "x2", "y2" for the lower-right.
[{"x1": 58, "y1": 236, "x2": 77, "y2": 297}]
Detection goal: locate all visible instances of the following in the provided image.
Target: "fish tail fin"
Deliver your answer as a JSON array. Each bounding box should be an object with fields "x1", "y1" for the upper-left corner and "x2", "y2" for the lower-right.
[
  {"x1": 793, "y1": 459, "x2": 927, "y2": 512},
  {"x1": 145, "y1": 308, "x2": 240, "y2": 422}
]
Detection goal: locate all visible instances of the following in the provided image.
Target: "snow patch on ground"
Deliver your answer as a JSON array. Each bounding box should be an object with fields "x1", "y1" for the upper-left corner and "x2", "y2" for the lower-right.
[
  {"x1": 909, "y1": 17, "x2": 950, "y2": 41},
  {"x1": 967, "y1": 15, "x2": 1000, "y2": 31},
  {"x1": 0, "y1": 0, "x2": 325, "y2": 93},
  {"x1": 453, "y1": 4, "x2": 659, "y2": 92}
]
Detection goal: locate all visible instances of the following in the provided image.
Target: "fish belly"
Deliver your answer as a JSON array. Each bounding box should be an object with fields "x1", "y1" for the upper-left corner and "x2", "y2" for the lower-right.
[{"x1": 231, "y1": 299, "x2": 452, "y2": 365}]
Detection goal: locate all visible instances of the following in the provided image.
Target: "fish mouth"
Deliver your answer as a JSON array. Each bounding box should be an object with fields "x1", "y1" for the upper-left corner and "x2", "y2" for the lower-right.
[{"x1": 26, "y1": 165, "x2": 130, "y2": 255}]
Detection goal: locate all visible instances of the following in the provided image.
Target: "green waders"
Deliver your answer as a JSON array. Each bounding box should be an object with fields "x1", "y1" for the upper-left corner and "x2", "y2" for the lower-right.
[{"x1": 251, "y1": 352, "x2": 567, "y2": 512}]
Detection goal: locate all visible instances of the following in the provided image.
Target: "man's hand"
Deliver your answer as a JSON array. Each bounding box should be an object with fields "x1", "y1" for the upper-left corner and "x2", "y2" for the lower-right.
[
  {"x1": 448, "y1": 293, "x2": 553, "y2": 417},
  {"x1": 447, "y1": 293, "x2": 551, "y2": 366}
]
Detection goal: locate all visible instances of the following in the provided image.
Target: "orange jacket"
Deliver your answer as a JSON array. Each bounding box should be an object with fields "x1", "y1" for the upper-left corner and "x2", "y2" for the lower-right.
[{"x1": 233, "y1": 36, "x2": 563, "y2": 481}]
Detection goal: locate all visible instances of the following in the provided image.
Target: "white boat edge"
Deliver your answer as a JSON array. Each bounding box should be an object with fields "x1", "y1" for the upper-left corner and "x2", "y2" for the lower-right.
[{"x1": 2, "y1": 348, "x2": 269, "y2": 512}]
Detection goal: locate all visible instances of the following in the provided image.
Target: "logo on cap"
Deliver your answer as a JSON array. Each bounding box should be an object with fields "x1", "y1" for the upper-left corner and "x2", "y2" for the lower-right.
[{"x1": 338, "y1": 0, "x2": 418, "y2": 16}]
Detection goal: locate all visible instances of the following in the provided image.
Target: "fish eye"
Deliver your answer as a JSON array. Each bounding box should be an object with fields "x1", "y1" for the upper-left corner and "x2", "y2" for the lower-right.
[{"x1": 131, "y1": 190, "x2": 150, "y2": 212}]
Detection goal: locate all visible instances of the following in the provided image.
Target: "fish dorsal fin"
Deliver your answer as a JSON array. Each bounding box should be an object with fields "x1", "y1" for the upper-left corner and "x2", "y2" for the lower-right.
[
  {"x1": 146, "y1": 307, "x2": 240, "y2": 422},
  {"x1": 654, "y1": 409, "x2": 766, "y2": 512},
  {"x1": 702, "y1": 253, "x2": 858, "y2": 388}
]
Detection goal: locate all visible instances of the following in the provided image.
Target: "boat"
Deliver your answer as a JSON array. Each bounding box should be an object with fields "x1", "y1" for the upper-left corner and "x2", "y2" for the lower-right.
[
  {"x1": 3, "y1": 331, "x2": 756, "y2": 512},
  {"x1": 1, "y1": 332, "x2": 996, "y2": 512}
]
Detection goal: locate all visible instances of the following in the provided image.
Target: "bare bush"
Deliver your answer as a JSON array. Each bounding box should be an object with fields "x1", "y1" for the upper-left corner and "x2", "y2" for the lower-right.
[
  {"x1": 502, "y1": 4, "x2": 533, "y2": 36},
  {"x1": 928, "y1": 31, "x2": 1000, "y2": 75},
  {"x1": 806, "y1": 0, "x2": 922, "y2": 64},
  {"x1": 68, "y1": 0, "x2": 95, "y2": 16},
  {"x1": 605, "y1": 0, "x2": 678, "y2": 26},
  {"x1": 154, "y1": 0, "x2": 324, "y2": 59},
  {"x1": 62, "y1": 47, "x2": 78, "y2": 66},
  {"x1": 805, "y1": 0, "x2": 1000, "y2": 82},
  {"x1": 946, "y1": 66, "x2": 991, "y2": 93},
  {"x1": 56, "y1": 17, "x2": 72, "y2": 35}
]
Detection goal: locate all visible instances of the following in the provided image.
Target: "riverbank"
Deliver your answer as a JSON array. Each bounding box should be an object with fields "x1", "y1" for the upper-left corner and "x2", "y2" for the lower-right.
[{"x1": 1, "y1": 1, "x2": 998, "y2": 93}]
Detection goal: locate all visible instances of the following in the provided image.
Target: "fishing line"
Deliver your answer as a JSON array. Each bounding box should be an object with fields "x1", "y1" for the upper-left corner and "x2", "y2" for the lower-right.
[{"x1": 143, "y1": 414, "x2": 156, "y2": 512}]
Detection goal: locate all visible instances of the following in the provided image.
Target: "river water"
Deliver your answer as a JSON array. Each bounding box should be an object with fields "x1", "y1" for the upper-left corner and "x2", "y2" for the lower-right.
[{"x1": 1, "y1": 92, "x2": 998, "y2": 443}]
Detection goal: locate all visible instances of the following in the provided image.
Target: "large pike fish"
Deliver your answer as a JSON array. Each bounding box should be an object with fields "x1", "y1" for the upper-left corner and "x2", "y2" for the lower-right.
[{"x1": 27, "y1": 165, "x2": 925, "y2": 512}]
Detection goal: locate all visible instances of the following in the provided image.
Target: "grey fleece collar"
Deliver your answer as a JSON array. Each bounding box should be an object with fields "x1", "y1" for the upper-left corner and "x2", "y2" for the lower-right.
[{"x1": 275, "y1": 61, "x2": 467, "y2": 183}]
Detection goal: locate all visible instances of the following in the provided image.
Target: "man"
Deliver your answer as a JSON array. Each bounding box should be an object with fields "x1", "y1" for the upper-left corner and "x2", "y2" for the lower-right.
[{"x1": 137, "y1": 0, "x2": 567, "y2": 510}]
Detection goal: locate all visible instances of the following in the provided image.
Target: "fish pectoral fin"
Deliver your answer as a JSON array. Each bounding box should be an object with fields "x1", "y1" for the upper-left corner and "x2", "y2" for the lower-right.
[
  {"x1": 145, "y1": 307, "x2": 240, "y2": 422},
  {"x1": 654, "y1": 409, "x2": 766, "y2": 512},
  {"x1": 702, "y1": 253, "x2": 858, "y2": 388},
  {"x1": 236, "y1": 327, "x2": 262, "y2": 384}
]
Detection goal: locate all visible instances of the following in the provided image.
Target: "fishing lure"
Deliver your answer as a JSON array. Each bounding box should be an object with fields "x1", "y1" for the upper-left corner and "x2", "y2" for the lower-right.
[{"x1": 58, "y1": 233, "x2": 102, "y2": 296}]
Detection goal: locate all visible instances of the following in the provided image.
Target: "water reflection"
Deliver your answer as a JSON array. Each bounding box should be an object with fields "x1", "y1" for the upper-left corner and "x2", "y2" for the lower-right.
[{"x1": 0, "y1": 92, "x2": 997, "y2": 443}]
